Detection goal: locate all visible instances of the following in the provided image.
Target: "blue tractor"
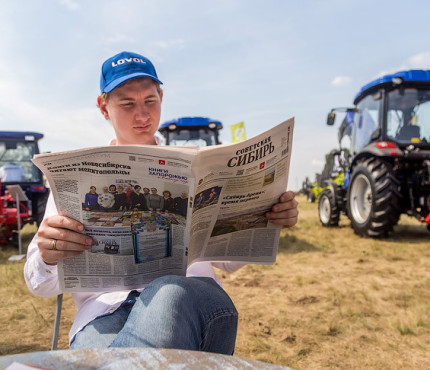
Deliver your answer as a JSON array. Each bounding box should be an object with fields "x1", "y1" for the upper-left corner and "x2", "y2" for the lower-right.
[
  {"x1": 0, "y1": 131, "x2": 49, "y2": 226},
  {"x1": 318, "y1": 70, "x2": 430, "y2": 237},
  {"x1": 158, "y1": 117, "x2": 223, "y2": 146}
]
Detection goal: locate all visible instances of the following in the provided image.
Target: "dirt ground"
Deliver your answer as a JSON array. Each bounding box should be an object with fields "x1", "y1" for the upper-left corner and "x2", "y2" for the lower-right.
[{"x1": 1, "y1": 195, "x2": 430, "y2": 369}]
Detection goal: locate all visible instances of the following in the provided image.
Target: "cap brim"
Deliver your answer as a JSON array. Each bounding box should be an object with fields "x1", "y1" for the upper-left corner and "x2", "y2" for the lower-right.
[{"x1": 103, "y1": 72, "x2": 163, "y2": 93}]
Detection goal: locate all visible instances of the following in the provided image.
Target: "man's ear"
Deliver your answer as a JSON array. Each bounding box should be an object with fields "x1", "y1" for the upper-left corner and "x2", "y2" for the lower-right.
[
  {"x1": 159, "y1": 88, "x2": 163, "y2": 103},
  {"x1": 97, "y1": 96, "x2": 110, "y2": 120}
]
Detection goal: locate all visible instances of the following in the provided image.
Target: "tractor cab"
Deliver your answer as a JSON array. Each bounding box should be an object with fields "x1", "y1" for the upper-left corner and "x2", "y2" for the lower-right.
[
  {"x1": 327, "y1": 70, "x2": 430, "y2": 155},
  {"x1": 158, "y1": 117, "x2": 223, "y2": 146},
  {"x1": 0, "y1": 131, "x2": 49, "y2": 226},
  {"x1": 320, "y1": 70, "x2": 430, "y2": 237}
]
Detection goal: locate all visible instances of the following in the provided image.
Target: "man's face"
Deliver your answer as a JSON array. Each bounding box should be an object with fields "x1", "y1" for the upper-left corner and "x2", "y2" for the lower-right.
[{"x1": 100, "y1": 78, "x2": 162, "y2": 145}]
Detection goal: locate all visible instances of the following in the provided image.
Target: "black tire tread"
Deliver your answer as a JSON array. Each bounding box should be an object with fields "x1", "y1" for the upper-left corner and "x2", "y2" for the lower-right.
[
  {"x1": 348, "y1": 157, "x2": 401, "y2": 237},
  {"x1": 319, "y1": 189, "x2": 340, "y2": 227}
]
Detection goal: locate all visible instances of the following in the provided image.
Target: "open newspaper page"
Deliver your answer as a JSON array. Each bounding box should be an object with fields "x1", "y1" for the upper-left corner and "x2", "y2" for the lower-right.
[
  {"x1": 188, "y1": 117, "x2": 294, "y2": 265},
  {"x1": 32, "y1": 145, "x2": 197, "y2": 292}
]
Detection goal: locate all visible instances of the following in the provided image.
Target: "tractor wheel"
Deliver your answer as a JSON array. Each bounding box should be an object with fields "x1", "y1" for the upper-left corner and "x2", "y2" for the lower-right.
[
  {"x1": 347, "y1": 158, "x2": 401, "y2": 237},
  {"x1": 318, "y1": 189, "x2": 340, "y2": 226},
  {"x1": 12, "y1": 231, "x2": 19, "y2": 248},
  {"x1": 34, "y1": 190, "x2": 50, "y2": 227},
  {"x1": 307, "y1": 192, "x2": 316, "y2": 203},
  {"x1": 0, "y1": 223, "x2": 7, "y2": 243}
]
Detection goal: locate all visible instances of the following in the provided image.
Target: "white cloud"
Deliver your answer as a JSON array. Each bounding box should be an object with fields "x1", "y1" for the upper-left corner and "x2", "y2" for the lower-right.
[
  {"x1": 377, "y1": 51, "x2": 430, "y2": 77},
  {"x1": 59, "y1": 0, "x2": 80, "y2": 11},
  {"x1": 331, "y1": 76, "x2": 352, "y2": 86},
  {"x1": 311, "y1": 159, "x2": 325, "y2": 167},
  {"x1": 151, "y1": 39, "x2": 185, "y2": 50},
  {"x1": 147, "y1": 39, "x2": 186, "y2": 62},
  {"x1": 407, "y1": 52, "x2": 430, "y2": 69},
  {"x1": 104, "y1": 34, "x2": 137, "y2": 46}
]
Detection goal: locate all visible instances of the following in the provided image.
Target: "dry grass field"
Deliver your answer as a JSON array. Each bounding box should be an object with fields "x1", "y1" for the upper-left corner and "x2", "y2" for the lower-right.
[{"x1": 1, "y1": 195, "x2": 429, "y2": 369}]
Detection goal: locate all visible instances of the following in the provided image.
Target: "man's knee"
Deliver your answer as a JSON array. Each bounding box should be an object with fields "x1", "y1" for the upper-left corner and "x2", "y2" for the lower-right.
[
  {"x1": 144, "y1": 275, "x2": 207, "y2": 309},
  {"x1": 143, "y1": 275, "x2": 236, "y2": 314}
]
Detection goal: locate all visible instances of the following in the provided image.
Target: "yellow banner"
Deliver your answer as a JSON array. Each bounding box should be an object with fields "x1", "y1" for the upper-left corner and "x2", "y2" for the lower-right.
[{"x1": 230, "y1": 122, "x2": 246, "y2": 143}]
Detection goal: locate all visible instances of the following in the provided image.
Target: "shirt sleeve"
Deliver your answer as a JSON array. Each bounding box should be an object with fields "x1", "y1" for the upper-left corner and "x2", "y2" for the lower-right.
[
  {"x1": 186, "y1": 262, "x2": 247, "y2": 288},
  {"x1": 211, "y1": 262, "x2": 247, "y2": 273},
  {"x1": 24, "y1": 193, "x2": 61, "y2": 298}
]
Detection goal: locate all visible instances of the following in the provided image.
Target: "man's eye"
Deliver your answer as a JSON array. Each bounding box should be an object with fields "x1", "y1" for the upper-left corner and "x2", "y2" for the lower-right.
[
  {"x1": 120, "y1": 102, "x2": 134, "y2": 108},
  {"x1": 146, "y1": 100, "x2": 156, "y2": 105}
]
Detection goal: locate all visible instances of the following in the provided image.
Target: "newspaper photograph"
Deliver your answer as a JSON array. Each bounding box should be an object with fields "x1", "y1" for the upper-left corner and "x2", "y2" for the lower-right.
[{"x1": 32, "y1": 117, "x2": 294, "y2": 292}]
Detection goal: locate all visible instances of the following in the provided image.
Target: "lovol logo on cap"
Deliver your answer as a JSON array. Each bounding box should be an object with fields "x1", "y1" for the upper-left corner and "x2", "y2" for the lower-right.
[
  {"x1": 100, "y1": 51, "x2": 162, "y2": 93},
  {"x1": 112, "y1": 58, "x2": 147, "y2": 67}
]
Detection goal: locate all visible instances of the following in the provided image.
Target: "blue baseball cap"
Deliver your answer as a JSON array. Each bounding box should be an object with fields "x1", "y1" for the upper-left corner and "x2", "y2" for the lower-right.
[{"x1": 100, "y1": 51, "x2": 163, "y2": 93}]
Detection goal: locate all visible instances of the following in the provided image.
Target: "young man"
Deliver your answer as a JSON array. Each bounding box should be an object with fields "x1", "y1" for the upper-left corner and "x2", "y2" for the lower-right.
[{"x1": 24, "y1": 51, "x2": 299, "y2": 353}]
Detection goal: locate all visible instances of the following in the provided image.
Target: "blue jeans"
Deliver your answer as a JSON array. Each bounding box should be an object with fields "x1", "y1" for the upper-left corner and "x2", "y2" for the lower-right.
[{"x1": 70, "y1": 276, "x2": 238, "y2": 355}]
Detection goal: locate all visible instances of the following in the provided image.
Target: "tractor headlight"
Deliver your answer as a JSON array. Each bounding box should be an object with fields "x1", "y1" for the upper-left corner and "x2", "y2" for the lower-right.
[{"x1": 392, "y1": 77, "x2": 403, "y2": 85}]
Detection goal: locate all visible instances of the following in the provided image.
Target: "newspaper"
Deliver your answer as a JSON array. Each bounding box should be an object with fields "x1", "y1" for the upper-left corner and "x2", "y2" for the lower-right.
[{"x1": 32, "y1": 117, "x2": 294, "y2": 292}]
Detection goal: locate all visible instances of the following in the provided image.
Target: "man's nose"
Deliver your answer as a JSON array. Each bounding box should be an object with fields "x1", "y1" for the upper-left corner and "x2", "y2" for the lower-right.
[{"x1": 135, "y1": 104, "x2": 150, "y2": 120}]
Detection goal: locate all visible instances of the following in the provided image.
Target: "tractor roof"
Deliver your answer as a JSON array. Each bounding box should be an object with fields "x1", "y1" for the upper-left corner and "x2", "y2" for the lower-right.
[
  {"x1": 0, "y1": 131, "x2": 44, "y2": 141},
  {"x1": 354, "y1": 69, "x2": 430, "y2": 104},
  {"x1": 159, "y1": 117, "x2": 222, "y2": 132}
]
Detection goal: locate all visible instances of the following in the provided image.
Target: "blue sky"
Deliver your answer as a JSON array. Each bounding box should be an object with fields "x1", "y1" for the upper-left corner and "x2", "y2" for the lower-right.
[{"x1": 0, "y1": 0, "x2": 429, "y2": 189}]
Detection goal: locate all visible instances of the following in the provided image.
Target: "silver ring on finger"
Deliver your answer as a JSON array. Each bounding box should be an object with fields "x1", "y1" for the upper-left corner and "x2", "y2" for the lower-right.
[{"x1": 51, "y1": 239, "x2": 57, "y2": 250}]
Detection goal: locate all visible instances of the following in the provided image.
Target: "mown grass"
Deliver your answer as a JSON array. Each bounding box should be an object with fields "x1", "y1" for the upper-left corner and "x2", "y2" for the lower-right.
[
  {"x1": 221, "y1": 196, "x2": 430, "y2": 369},
  {"x1": 0, "y1": 224, "x2": 75, "y2": 355},
  {"x1": 1, "y1": 197, "x2": 430, "y2": 369}
]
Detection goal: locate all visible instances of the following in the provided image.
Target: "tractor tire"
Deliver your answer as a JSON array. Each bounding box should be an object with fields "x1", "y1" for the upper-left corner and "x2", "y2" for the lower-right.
[
  {"x1": 33, "y1": 190, "x2": 50, "y2": 227},
  {"x1": 347, "y1": 158, "x2": 401, "y2": 237},
  {"x1": 318, "y1": 189, "x2": 340, "y2": 227},
  {"x1": 12, "y1": 231, "x2": 19, "y2": 248},
  {"x1": 307, "y1": 192, "x2": 316, "y2": 203}
]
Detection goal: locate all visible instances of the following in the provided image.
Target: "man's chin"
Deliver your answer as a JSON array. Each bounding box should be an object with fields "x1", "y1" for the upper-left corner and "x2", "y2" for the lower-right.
[{"x1": 119, "y1": 133, "x2": 156, "y2": 145}]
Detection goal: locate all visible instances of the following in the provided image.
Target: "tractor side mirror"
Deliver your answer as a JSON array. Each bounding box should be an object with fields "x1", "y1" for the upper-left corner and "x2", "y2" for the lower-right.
[{"x1": 327, "y1": 112, "x2": 336, "y2": 126}]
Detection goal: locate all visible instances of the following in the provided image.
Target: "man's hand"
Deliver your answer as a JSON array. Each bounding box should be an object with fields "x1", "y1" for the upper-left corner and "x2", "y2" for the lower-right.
[
  {"x1": 36, "y1": 215, "x2": 93, "y2": 265},
  {"x1": 266, "y1": 190, "x2": 299, "y2": 228}
]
